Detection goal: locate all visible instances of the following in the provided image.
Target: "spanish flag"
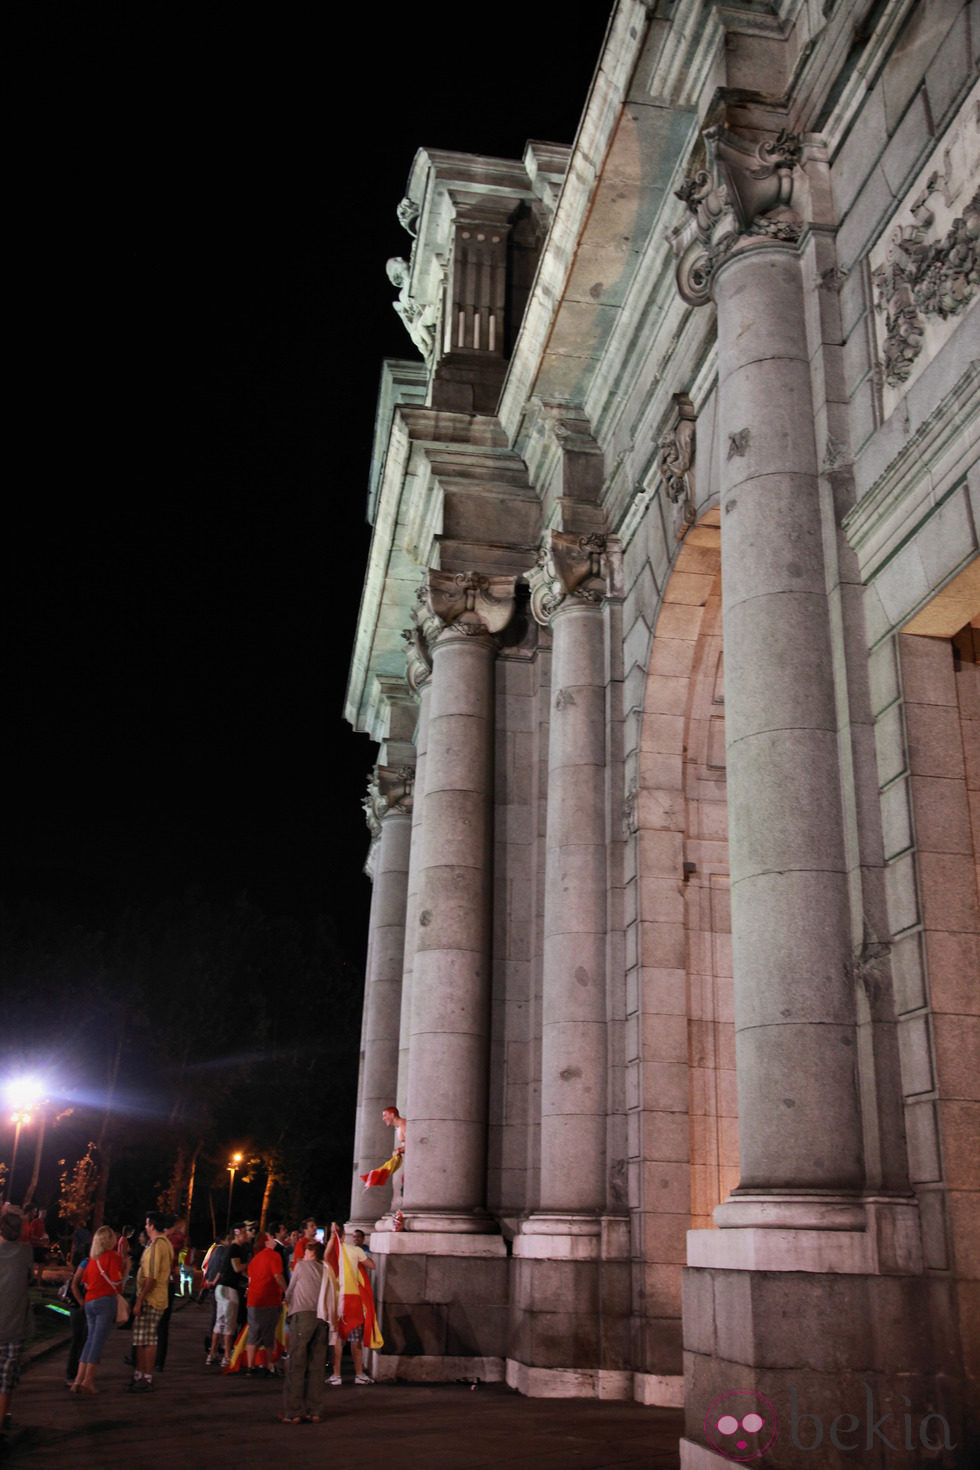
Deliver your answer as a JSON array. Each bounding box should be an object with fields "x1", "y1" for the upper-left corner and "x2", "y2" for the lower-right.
[
  {"x1": 360, "y1": 1152, "x2": 402, "y2": 1189},
  {"x1": 325, "y1": 1238, "x2": 383, "y2": 1351},
  {"x1": 222, "y1": 1307, "x2": 287, "y2": 1373}
]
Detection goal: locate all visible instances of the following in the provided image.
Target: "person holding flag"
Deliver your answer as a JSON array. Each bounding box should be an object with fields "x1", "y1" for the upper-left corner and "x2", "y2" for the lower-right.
[
  {"x1": 324, "y1": 1221, "x2": 381, "y2": 1385},
  {"x1": 360, "y1": 1104, "x2": 406, "y2": 1199}
]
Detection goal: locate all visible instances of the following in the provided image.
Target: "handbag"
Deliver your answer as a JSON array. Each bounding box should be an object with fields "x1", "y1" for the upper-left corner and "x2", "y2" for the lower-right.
[{"x1": 97, "y1": 1258, "x2": 131, "y2": 1323}]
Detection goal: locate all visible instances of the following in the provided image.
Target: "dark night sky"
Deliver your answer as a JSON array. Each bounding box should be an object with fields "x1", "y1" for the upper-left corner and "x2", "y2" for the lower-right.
[{"x1": 6, "y1": 8, "x2": 613, "y2": 961}]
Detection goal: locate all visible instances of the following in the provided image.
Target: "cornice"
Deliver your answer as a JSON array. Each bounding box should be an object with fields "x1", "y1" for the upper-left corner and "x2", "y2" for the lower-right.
[
  {"x1": 345, "y1": 404, "x2": 538, "y2": 740},
  {"x1": 843, "y1": 362, "x2": 980, "y2": 592}
]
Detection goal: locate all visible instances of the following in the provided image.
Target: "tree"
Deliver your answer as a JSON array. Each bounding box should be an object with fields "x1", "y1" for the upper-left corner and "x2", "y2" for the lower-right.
[{"x1": 58, "y1": 1145, "x2": 99, "y2": 1230}]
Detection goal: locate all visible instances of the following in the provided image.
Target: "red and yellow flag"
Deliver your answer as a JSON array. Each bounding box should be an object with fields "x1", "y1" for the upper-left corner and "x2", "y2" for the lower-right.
[
  {"x1": 360, "y1": 1153, "x2": 402, "y2": 1189},
  {"x1": 222, "y1": 1307, "x2": 287, "y2": 1373},
  {"x1": 325, "y1": 1238, "x2": 383, "y2": 1351}
]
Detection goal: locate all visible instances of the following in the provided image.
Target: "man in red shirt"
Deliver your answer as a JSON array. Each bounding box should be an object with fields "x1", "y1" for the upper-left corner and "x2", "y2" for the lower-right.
[
  {"x1": 245, "y1": 1232, "x2": 286, "y2": 1375},
  {"x1": 291, "y1": 1217, "x2": 318, "y2": 1267}
]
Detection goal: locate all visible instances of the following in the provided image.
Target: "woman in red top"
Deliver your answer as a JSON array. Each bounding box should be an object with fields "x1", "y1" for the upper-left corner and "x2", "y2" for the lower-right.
[{"x1": 71, "y1": 1226, "x2": 123, "y2": 1394}]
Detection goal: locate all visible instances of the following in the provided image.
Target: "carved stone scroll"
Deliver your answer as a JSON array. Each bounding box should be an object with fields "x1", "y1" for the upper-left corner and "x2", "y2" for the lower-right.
[
  {"x1": 402, "y1": 580, "x2": 440, "y2": 693},
  {"x1": 670, "y1": 125, "x2": 802, "y2": 307},
  {"x1": 426, "y1": 569, "x2": 516, "y2": 639},
  {"x1": 658, "y1": 393, "x2": 697, "y2": 540},
  {"x1": 528, "y1": 531, "x2": 611, "y2": 626},
  {"x1": 363, "y1": 765, "x2": 415, "y2": 838}
]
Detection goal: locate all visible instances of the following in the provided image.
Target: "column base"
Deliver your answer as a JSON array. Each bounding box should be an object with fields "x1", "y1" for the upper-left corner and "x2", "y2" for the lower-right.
[
  {"x1": 701, "y1": 1193, "x2": 922, "y2": 1274},
  {"x1": 382, "y1": 1208, "x2": 500, "y2": 1235},
  {"x1": 682, "y1": 1255, "x2": 964, "y2": 1465},
  {"x1": 510, "y1": 1213, "x2": 632, "y2": 1377},
  {"x1": 369, "y1": 1228, "x2": 509, "y2": 1375},
  {"x1": 369, "y1": 1351, "x2": 504, "y2": 1385},
  {"x1": 680, "y1": 1440, "x2": 737, "y2": 1468},
  {"x1": 506, "y1": 1359, "x2": 633, "y2": 1399},
  {"x1": 370, "y1": 1226, "x2": 506, "y2": 1258},
  {"x1": 512, "y1": 1211, "x2": 629, "y2": 1261}
]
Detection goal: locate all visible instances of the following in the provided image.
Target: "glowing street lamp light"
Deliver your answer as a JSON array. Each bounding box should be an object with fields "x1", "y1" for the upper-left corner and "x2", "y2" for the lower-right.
[
  {"x1": 226, "y1": 1152, "x2": 243, "y2": 1233},
  {"x1": 3, "y1": 1077, "x2": 44, "y2": 1205},
  {"x1": 7, "y1": 1111, "x2": 33, "y2": 1203}
]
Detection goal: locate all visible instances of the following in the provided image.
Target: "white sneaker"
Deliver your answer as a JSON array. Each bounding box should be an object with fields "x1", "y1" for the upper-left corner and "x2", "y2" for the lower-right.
[
  {"x1": 329, "y1": 1375, "x2": 342, "y2": 1386},
  {"x1": 354, "y1": 1374, "x2": 374, "y2": 1385}
]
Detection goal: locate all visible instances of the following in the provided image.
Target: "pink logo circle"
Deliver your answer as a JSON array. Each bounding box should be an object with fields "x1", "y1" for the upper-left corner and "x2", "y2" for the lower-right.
[{"x1": 705, "y1": 1390, "x2": 780, "y2": 1461}]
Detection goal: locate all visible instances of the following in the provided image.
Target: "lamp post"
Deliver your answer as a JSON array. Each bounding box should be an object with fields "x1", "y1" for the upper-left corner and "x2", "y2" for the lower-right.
[
  {"x1": 225, "y1": 1152, "x2": 243, "y2": 1233},
  {"x1": 7, "y1": 1111, "x2": 32, "y2": 1203},
  {"x1": 4, "y1": 1077, "x2": 44, "y2": 1205}
]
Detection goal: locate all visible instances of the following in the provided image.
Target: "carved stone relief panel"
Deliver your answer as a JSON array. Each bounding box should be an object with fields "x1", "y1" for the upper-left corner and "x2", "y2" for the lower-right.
[{"x1": 869, "y1": 79, "x2": 979, "y2": 415}]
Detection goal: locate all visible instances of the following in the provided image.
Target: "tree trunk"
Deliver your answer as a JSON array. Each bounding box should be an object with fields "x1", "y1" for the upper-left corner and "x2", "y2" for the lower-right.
[
  {"x1": 185, "y1": 1140, "x2": 202, "y2": 1226},
  {"x1": 21, "y1": 1113, "x2": 47, "y2": 1208},
  {"x1": 259, "y1": 1166, "x2": 275, "y2": 1232}
]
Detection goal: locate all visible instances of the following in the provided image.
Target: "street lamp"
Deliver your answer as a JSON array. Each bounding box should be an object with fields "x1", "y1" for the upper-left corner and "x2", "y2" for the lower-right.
[
  {"x1": 226, "y1": 1152, "x2": 243, "y2": 1233},
  {"x1": 3, "y1": 1077, "x2": 44, "y2": 1205},
  {"x1": 7, "y1": 1111, "x2": 33, "y2": 1203}
]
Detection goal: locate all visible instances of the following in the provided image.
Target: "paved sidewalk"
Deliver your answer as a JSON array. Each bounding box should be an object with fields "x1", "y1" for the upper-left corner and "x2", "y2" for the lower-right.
[{"x1": 3, "y1": 1304, "x2": 684, "y2": 1469}]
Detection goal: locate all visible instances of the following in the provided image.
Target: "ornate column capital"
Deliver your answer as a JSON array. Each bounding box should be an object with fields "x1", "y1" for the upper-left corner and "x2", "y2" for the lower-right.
[
  {"x1": 669, "y1": 124, "x2": 803, "y2": 307},
  {"x1": 401, "y1": 579, "x2": 442, "y2": 693},
  {"x1": 527, "y1": 531, "x2": 619, "y2": 626},
  {"x1": 659, "y1": 393, "x2": 697, "y2": 540},
  {"x1": 363, "y1": 764, "x2": 415, "y2": 839},
  {"x1": 425, "y1": 569, "x2": 516, "y2": 643}
]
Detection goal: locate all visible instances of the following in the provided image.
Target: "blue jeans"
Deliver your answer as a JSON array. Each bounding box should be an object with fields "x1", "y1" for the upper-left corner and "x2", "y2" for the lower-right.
[{"x1": 80, "y1": 1295, "x2": 116, "y2": 1364}]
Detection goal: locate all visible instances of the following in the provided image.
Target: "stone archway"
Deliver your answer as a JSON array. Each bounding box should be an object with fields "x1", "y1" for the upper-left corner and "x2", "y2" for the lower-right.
[{"x1": 629, "y1": 509, "x2": 739, "y2": 1388}]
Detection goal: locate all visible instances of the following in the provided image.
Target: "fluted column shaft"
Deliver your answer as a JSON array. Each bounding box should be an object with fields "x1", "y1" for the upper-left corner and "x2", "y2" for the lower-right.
[
  {"x1": 539, "y1": 599, "x2": 608, "y2": 1211},
  {"x1": 350, "y1": 807, "x2": 412, "y2": 1220},
  {"x1": 404, "y1": 632, "x2": 495, "y2": 1217},
  {"x1": 715, "y1": 243, "x2": 863, "y2": 1197},
  {"x1": 398, "y1": 683, "x2": 431, "y2": 1109}
]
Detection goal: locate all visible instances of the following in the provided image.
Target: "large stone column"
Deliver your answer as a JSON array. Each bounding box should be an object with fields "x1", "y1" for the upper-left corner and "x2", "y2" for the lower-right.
[
  {"x1": 673, "y1": 123, "x2": 869, "y2": 1228},
  {"x1": 507, "y1": 530, "x2": 632, "y2": 1398},
  {"x1": 715, "y1": 240, "x2": 865, "y2": 1207},
  {"x1": 349, "y1": 767, "x2": 413, "y2": 1228},
  {"x1": 396, "y1": 599, "x2": 435, "y2": 1114},
  {"x1": 673, "y1": 123, "x2": 925, "y2": 1470},
  {"x1": 369, "y1": 574, "x2": 511, "y2": 1384},
  {"x1": 531, "y1": 532, "x2": 610, "y2": 1213},
  {"x1": 403, "y1": 570, "x2": 516, "y2": 1226}
]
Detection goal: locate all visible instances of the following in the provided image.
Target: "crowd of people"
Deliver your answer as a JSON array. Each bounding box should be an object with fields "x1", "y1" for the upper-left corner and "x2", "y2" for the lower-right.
[
  {"x1": 0, "y1": 1199, "x2": 383, "y2": 1433},
  {"x1": 0, "y1": 1106, "x2": 408, "y2": 1434}
]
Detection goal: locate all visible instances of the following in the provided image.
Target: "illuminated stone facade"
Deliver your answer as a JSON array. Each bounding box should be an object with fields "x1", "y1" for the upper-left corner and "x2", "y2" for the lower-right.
[{"x1": 344, "y1": 3, "x2": 979, "y2": 1462}]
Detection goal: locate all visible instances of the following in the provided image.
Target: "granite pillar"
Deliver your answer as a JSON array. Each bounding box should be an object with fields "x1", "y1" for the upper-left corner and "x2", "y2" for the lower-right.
[
  {"x1": 714, "y1": 240, "x2": 864, "y2": 1211},
  {"x1": 349, "y1": 767, "x2": 413, "y2": 1227},
  {"x1": 370, "y1": 573, "x2": 512, "y2": 1383},
  {"x1": 673, "y1": 125, "x2": 928, "y2": 1469},
  {"x1": 534, "y1": 538, "x2": 609, "y2": 1212},
  {"x1": 403, "y1": 570, "x2": 516, "y2": 1226},
  {"x1": 507, "y1": 532, "x2": 631, "y2": 1395}
]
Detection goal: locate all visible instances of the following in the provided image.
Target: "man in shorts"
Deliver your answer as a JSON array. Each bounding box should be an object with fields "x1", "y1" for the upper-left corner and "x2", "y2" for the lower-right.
[
  {"x1": 204, "y1": 1229, "x2": 234, "y2": 1366},
  {"x1": 128, "y1": 1213, "x2": 173, "y2": 1393},
  {"x1": 245, "y1": 1232, "x2": 286, "y2": 1375},
  {"x1": 0, "y1": 1206, "x2": 32, "y2": 1438},
  {"x1": 326, "y1": 1222, "x2": 377, "y2": 1386}
]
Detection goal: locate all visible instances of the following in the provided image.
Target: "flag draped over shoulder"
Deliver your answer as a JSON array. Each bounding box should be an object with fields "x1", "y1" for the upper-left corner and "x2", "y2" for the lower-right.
[
  {"x1": 324, "y1": 1237, "x2": 382, "y2": 1351},
  {"x1": 360, "y1": 1153, "x2": 402, "y2": 1189},
  {"x1": 222, "y1": 1308, "x2": 287, "y2": 1373}
]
